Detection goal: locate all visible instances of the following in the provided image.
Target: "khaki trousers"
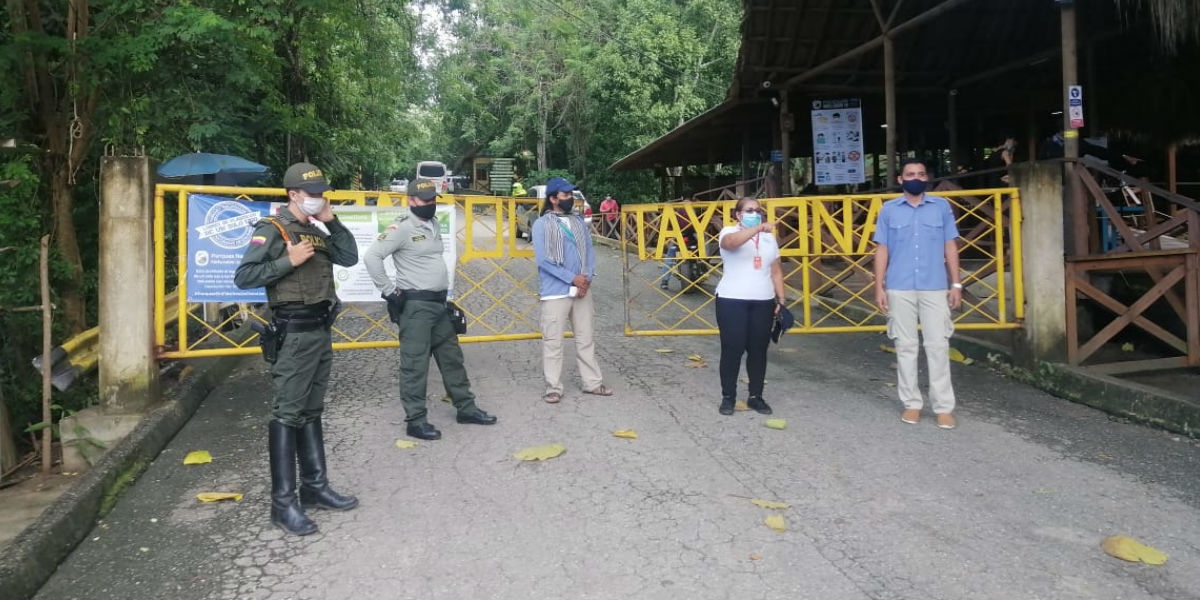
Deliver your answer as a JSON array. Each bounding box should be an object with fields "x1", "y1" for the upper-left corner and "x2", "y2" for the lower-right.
[
  {"x1": 540, "y1": 294, "x2": 604, "y2": 395},
  {"x1": 886, "y1": 289, "x2": 956, "y2": 414}
]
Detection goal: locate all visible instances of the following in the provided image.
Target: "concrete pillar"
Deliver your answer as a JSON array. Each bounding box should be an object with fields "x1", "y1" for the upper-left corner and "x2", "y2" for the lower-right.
[
  {"x1": 99, "y1": 156, "x2": 157, "y2": 411},
  {"x1": 1011, "y1": 163, "x2": 1067, "y2": 364},
  {"x1": 62, "y1": 156, "x2": 156, "y2": 471}
]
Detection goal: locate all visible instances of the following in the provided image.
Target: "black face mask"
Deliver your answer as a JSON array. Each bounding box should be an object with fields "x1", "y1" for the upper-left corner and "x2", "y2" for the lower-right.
[
  {"x1": 556, "y1": 198, "x2": 575, "y2": 213},
  {"x1": 411, "y1": 203, "x2": 437, "y2": 220}
]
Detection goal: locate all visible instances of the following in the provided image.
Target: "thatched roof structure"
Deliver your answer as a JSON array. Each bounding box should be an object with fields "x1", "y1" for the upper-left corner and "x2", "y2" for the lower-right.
[
  {"x1": 612, "y1": 0, "x2": 1200, "y2": 177},
  {"x1": 1119, "y1": 0, "x2": 1200, "y2": 51}
]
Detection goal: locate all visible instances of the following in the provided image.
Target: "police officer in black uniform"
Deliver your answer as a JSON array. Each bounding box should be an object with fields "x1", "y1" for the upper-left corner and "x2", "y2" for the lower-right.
[{"x1": 234, "y1": 162, "x2": 359, "y2": 536}]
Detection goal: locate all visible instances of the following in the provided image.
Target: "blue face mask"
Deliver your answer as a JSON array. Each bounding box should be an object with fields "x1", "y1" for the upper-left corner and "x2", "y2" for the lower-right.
[
  {"x1": 740, "y1": 212, "x2": 762, "y2": 228},
  {"x1": 900, "y1": 179, "x2": 927, "y2": 196}
]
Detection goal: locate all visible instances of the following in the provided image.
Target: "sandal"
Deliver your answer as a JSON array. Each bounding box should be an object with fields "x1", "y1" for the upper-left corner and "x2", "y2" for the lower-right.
[
  {"x1": 544, "y1": 392, "x2": 562, "y2": 404},
  {"x1": 582, "y1": 385, "x2": 614, "y2": 396}
]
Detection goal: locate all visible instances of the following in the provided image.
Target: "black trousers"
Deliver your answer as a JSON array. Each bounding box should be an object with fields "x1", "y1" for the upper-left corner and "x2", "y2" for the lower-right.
[{"x1": 715, "y1": 296, "x2": 775, "y2": 399}]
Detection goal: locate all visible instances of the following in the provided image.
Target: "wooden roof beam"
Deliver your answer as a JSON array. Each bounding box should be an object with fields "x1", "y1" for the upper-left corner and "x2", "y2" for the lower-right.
[{"x1": 777, "y1": 0, "x2": 981, "y2": 92}]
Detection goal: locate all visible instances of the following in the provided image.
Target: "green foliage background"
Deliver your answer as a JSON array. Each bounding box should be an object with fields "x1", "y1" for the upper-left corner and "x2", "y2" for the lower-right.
[{"x1": 0, "y1": 0, "x2": 741, "y2": 455}]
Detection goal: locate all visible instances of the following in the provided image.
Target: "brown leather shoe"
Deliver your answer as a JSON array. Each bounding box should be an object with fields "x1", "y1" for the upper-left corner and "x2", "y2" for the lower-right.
[
  {"x1": 901, "y1": 409, "x2": 920, "y2": 424},
  {"x1": 936, "y1": 413, "x2": 956, "y2": 429}
]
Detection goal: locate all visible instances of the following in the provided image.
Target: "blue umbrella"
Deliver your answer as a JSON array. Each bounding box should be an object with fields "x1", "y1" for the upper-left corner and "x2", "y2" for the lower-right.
[{"x1": 158, "y1": 152, "x2": 270, "y2": 186}]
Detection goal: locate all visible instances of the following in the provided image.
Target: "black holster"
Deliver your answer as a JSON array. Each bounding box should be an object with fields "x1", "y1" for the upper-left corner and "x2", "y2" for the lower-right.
[
  {"x1": 383, "y1": 292, "x2": 406, "y2": 324},
  {"x1": 326, "y1": 301, "x2": 341, "y2": 329},
  {"x1": 446, "y1": 301, "x2": 467, "y2": 335},
  {"x1": 250, "y1": 320, "x2": 281, "y2": 364}
]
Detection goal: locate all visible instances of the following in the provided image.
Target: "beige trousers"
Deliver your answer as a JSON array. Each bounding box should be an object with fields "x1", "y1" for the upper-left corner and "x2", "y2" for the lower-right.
[
  {"x1": 541, "y1": 294, "x2": 604, "y2": 395},
  {"x1": 886, "y1": 289, "x2": 957, "y2": 414}
]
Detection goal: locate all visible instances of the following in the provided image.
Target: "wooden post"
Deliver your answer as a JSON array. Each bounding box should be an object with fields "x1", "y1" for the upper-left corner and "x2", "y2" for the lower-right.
[
  {"x1": 0, "y1": 386, "x2": 13, "y2": 481},
  {"x1": 1168, "y1": 143, "x2": 1178, "y2": 195},
  {"x1": 40, "y1": 235, "x2": 51, "y2": 475},
  {"x1": 884, "y1": 35, "x2": 898, "y2": 182},
  {"x1": 779, "y1": 89, "x2": 792, "y2": 196},
  {"x1": 1061, "y1": 2, "x2": 1079, "y2": 159},
  {"x1": 739, "y1": 130, "x2": 751, "y2": 197},
  {"x1": 948, "y1": 89, "x2": 959, "y2": 170}
]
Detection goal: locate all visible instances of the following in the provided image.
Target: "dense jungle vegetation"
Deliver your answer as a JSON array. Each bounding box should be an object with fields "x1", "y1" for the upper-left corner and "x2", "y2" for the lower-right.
[{"x1": 0, "y1": 0, "x2": 741, "y2": 462}]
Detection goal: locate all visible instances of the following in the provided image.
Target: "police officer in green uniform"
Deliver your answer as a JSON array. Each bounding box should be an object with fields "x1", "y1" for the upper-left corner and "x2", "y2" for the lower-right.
[
  {"x1": 234, "y1": 162, "x2": 359, "y2": 536},
  {"x1": 364, "y1": 178, "x2": 497, "y2": 440}
]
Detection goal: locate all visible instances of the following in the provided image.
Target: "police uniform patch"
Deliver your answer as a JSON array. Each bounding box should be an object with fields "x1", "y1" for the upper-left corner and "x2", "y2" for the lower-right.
[
  {"x1": 411, "y1": 234, "x2": 427, "y2": 242},
  {"x1": 250, "y1": 236, "x2": 267, "y2": 246},
  {"x1": 376, "y1": 232, "x2": 388, "y2": 240}
]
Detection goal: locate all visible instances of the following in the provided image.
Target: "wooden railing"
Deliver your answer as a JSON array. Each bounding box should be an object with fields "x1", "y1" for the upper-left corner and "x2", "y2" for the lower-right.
[{"x1": 1065, "y1": 157, "x2": 1199, "y2": 373}]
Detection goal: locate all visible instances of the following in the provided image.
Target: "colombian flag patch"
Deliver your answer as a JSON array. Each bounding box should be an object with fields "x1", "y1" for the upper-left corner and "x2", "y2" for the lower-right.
[{"x1": 250, "y1": 236, "x2": 267, "y2": 246}]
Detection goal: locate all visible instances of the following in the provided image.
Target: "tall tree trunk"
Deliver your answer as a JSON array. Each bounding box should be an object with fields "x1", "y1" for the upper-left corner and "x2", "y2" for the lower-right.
[
  {"x1": 277, "y1": 8, "x2": 310, "y2": 163},
  {"x1": 0, "y1": 379, "x2": 16, "y2": 476},
  {"x1": 537, "y1": 84, "x2": 549, "y2": 172},
  {"x1": 48, "y1": 160, "x2": 86, "y2": 334},
  {"x1": 10, "y1": 0, "x2": 93, "y2": 334}
]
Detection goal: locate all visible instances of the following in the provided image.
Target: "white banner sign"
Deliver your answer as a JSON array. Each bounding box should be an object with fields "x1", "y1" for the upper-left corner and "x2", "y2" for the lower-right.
[
  {"x1": 186, "y1": 198, "x2": 457, "y2": 303},
  {"x1": 811, "y1": 98, "x2": 866, "y2": 185}
]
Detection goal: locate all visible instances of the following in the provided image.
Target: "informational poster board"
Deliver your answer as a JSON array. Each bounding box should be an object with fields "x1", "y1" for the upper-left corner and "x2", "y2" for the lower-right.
[
  {"x1": 810, "y1": 98, "x2": 866, "y2": 185},
  {"x1": 186, "y1": 194, "x2": 274, "y2": 302},
  {"x1": 185, "y1": 196, "x2": 457, "y2": 303}
]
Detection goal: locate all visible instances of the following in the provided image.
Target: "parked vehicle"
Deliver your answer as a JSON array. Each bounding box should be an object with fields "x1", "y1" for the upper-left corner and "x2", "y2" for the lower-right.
[
  {"x1": 416, "y1": 160, "x2": 453, "y2": 192},
  {"x1": 515, "y1": 185, "x2": 590, "y2": 240}
]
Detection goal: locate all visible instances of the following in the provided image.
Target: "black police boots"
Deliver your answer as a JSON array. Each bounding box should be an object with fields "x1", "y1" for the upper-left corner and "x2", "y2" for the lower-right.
[
  {"x1": 297, "y1": 419, "x2": 359, "y2": 511},
  {"x1": 268, "y1": 421, "x2": 318, "y2": 536}
]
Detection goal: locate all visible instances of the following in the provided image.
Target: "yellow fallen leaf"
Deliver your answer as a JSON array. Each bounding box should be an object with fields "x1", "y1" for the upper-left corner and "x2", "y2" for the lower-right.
[
  {"x1": 949, "y1": 348, "x2": 975, "y2": 365},
  {"x1": 183, "y1": 451, "x2": 212, "y2": 465},
  {"x1": 750, "y1": 499, "x2": 791, "y2": 510},
  {"x1": 654, "y1": 348, "x2": 675, "y2": 354},
  {"x1": 765, "y1": 418, "x2": 787, "y2": 430},
  {"x1": 1121, "y1": 342, "x2": 1134, "y2": 352},
  {"x1": 687, "y1": 354, "x2": 704, "y2": 362},
  {"x1": 749, "y1": 553, "x2": 762, "y2": 560},
  {"x1": 764, "y1": 514, "x2": 787, "y2": 532},
  {"x1": 683, "y1": 361, "x2": 707, "y2": 368},
  {"x1": 778, "y1": 347, "x2": 798, "y2": 353},
  {"x1": 734, "y1": 400, "x2": 749, "y2": 412},
  {"x1": 514, "y1": 443, "x2": 566, "y2": 461},
  {"x1": 613, "y1": 430, "x2": 638, "y2": 439},
  {"x1": 1101, "y1": 535, "x2": 1168, "y2": 565},
  {"x1": 440, "y1": 394, "x2": 452, "y2": 403},
  {"x1": 196, "y1": 492, "x2": 243, "y2": 502},
  {"x1": 879, "y1": 344, "x2": 896, "y2": 354},
  {"x1": 394, "y1": 439, "x2": 418, "y2": 449}
]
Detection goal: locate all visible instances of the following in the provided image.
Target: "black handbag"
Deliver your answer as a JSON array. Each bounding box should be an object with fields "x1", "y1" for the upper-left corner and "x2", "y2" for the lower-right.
[{"x1": 771, "y1": 304, "x2": 795, "y2": 343}]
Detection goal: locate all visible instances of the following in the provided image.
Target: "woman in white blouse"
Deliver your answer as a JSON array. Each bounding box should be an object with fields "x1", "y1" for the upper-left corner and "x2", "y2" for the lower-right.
[{"x1": 713, "y1": 197, "x2": 785, "y2": 416}]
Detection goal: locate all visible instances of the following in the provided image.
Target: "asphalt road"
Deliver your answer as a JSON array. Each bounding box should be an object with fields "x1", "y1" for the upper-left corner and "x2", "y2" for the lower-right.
[{"x1": 34, "y1": 244, "x2": 1200, "y2": 600}]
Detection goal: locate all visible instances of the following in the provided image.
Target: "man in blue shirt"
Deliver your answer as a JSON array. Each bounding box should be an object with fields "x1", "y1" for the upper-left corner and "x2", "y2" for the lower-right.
[
  {"x1": 533, "y1": 177, "x2": 613, "y2": 403},
  {"x1": 872, "y1": 158, "x2": 963, "y2": 429}
]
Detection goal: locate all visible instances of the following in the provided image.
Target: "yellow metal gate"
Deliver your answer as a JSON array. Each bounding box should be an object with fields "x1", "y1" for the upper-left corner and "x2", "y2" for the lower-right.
[
  {"x1": 620, "y1": 190, "x2": 1024, "y2": 336},
  {"x1": 153, "y1": 185, "x2": 545, "y2": 359}
]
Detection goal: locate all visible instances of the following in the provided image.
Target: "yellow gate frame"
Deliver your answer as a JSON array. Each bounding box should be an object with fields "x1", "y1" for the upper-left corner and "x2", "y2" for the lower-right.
[{"x1": 619, "y1": 190, "x2": 1024, "y2": 336}]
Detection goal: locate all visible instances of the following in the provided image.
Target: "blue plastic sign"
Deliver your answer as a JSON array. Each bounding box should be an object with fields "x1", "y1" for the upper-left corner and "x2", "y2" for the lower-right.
[
  {"x1": 186, "y1": 194, "x2": 274, "y2": 302},
  {"x1": 1068, "y1": 85, "x2": 1084, "y2": 128}
]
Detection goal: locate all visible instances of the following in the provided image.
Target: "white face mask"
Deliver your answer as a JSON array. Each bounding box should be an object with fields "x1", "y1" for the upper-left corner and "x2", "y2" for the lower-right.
[{"x1": 298, "y1": 195, "x2": 326, "y2": 215}]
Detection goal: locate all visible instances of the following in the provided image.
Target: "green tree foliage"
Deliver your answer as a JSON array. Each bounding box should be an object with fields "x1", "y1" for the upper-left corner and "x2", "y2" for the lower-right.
[
  {"x1": 427, "y1": 0, "x2": 741, "y2": 202},
  {"x1": 0, "y1": 0, "x2": 424, "y2": 452}
]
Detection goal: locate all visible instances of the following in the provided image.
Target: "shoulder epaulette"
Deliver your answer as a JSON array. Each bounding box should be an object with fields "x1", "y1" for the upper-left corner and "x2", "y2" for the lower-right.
[{"x1": 256, "y1": 215, "x2": 292, "y2": 243}]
